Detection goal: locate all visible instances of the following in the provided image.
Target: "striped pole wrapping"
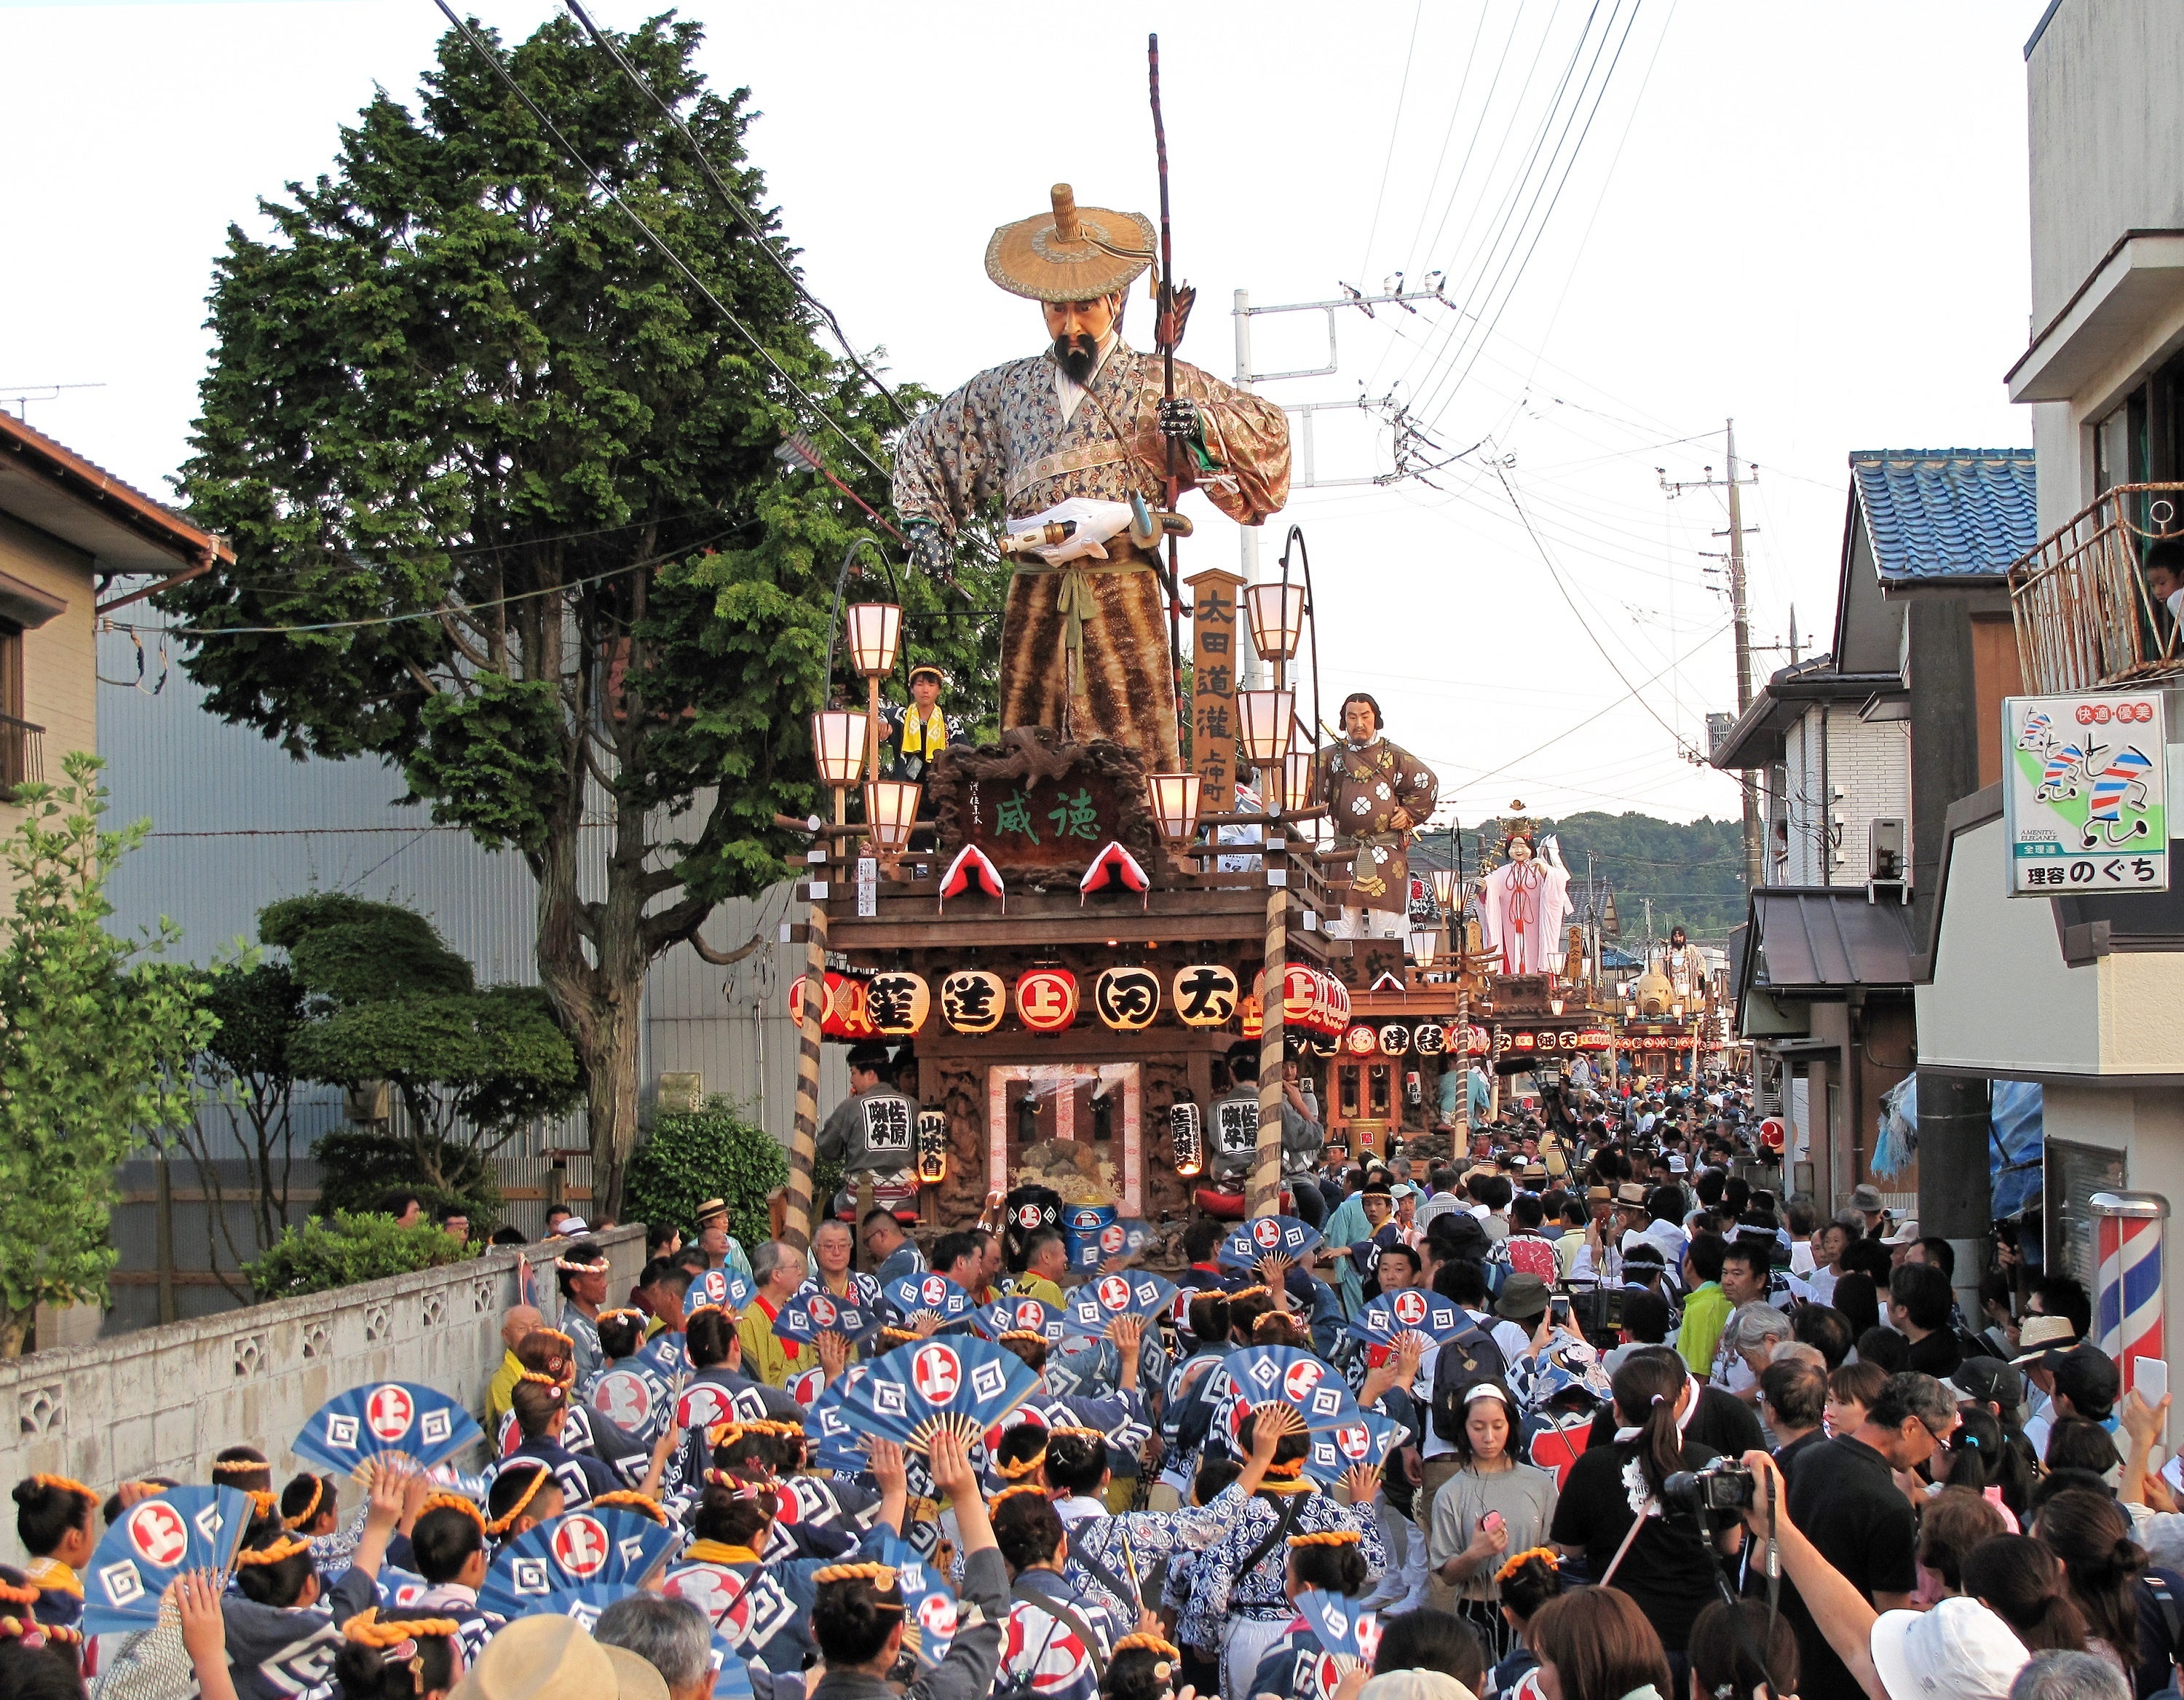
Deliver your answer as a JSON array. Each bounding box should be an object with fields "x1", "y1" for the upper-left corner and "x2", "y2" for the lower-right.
[
  {"x1": 780, "y1": 900, "x2": 831, "y2": 1251},
  {"x1": 1249, "y1": 885, "x2": 1286, "y2": 1219},
  {"x1": 2094, "y1": 1191, "x2": 2169, "y2": 1391}
]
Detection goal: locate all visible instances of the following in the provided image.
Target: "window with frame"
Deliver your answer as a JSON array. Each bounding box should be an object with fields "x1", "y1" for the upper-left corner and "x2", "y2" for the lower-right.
[{"x1": 0, "y1": 620, "x2": 26, "y2": 791}]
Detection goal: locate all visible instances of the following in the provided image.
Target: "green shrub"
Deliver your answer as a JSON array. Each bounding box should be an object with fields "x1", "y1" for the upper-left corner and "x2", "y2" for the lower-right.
[
  {"x1": 311, "y1": 1128, "x2": 502, "y2": 1233},
  {"x1": 244, "y1": 1210, "x2": 475, "y2": 1299},
  {"x1": 625, "y1": 1097, "x2": 786, "y2": 1251}
]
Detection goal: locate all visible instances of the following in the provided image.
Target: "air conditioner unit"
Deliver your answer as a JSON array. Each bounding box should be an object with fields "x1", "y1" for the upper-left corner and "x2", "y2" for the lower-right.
[{"x1": 1870, "y1": 818, "x2": 1906, "y2": 882}]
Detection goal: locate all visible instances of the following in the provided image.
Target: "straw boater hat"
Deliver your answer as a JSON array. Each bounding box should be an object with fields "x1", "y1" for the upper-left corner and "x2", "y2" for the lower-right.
[{"x1": 986, "y1": 185, "x2": 1157, "y2": 304}]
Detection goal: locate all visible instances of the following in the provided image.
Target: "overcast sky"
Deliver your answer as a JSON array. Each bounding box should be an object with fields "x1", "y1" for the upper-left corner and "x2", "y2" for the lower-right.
[{"x1": 5, "y1": 0, "x2": 2054, "y2": 829}]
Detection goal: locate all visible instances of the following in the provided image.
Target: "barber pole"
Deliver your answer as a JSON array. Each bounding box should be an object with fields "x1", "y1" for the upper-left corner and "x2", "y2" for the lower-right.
[{"x1": 2092, "y1": 1191, "x2": 2170, "y2": 1391}]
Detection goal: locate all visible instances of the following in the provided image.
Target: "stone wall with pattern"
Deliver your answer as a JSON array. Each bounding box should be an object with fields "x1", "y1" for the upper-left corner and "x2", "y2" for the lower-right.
[{"x1": 0, "y1": 1226, "x2": 644, "y2": 1568}]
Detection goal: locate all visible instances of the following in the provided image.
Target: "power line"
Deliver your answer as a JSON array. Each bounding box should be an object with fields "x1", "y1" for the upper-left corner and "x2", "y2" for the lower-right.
[
  {"x1": 1489, "y1": 450, "x2": 1701, "y2": 759},
  {"x1": 427, "y1": 0, "x2": 893, "y2": 493},
  {"x1": 557, "y1": 0, "x2": 911, "y2": 427},
  {"x1": 1411, "y1": 0, "x2": 1644, "y2": 428},
  {"x1": 1354, "y1": 1, "x2": 1425, "y2": 284}
]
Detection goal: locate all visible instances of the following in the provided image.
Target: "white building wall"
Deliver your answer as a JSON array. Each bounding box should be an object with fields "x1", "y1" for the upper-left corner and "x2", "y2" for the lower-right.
[{"x1": 1823, "y1": 708, "x2": 1912, "y2": 885}]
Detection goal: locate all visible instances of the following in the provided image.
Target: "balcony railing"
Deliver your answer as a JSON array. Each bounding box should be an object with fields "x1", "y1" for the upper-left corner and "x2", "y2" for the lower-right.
[
  {"x1": 0, "y1": 713, "x2": 44, "y2": 796},
  {"x1": 2010, "y1": 482, "x2": 2184, "y2": 694}
]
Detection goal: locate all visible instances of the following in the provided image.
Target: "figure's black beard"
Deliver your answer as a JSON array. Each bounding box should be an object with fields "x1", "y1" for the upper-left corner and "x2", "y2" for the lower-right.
[{"x1": 1054, "y1": 333, "x2": 1099, "y2": 383}]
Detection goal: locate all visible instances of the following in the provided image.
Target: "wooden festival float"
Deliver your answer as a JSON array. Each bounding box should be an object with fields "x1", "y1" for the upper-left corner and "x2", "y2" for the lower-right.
[{"x1": 775, "y1": 541, "x2": 1366, "y2": 1248}]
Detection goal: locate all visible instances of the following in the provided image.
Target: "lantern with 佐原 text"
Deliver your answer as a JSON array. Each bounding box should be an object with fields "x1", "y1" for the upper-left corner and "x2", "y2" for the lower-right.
[{"x1": 1016, "y1": 968, "x2": 1080, "y2": 1032}]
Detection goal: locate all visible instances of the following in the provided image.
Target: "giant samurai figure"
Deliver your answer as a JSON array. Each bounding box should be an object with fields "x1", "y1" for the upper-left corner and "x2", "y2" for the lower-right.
[{"x1": 893, "y1": 186, "x2": 1291, "y2": 772}]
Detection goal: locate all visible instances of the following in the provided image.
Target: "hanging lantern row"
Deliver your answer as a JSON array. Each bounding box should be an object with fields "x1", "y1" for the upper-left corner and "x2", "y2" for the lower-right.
[
  {"x1": 1265, "y1": 961, "x2": 1353, "y2": 1037},
  {"x1": 794, "y1": 963, "x2": 1269, "y2": 1037},
  {"x1": 1333, "y1": 1021, "x2": 1495, "y2": 1058}
]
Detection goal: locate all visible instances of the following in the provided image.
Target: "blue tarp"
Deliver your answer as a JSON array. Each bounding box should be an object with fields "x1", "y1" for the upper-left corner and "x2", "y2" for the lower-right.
[{"x1": 1990, "y1": 1080, "x2": 2045, "y2": 1217}]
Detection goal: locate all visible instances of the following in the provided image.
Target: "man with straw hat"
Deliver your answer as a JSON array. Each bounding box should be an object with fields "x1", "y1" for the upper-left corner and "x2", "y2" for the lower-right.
[{"x1": 895, "y1": 184, "x2": 1290, "y2": 771}]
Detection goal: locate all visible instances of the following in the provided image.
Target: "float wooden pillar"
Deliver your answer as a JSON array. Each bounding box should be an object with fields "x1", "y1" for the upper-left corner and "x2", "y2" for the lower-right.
[
  {"x1": 781, "y1": 893, "x2": 831, "y2": 1251},
  {"x1": 1250, "y1": 874, "x2": 1286, "y2": 1219}
]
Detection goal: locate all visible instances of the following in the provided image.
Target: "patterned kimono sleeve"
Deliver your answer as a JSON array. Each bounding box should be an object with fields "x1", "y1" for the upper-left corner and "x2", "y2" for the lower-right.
[
  {"x1": 1326, "y1": 1494, "x2": 1392, "y2": 1584},
  {"x1": 1174, "y1": 360, "x2": 1292, "y2": 524},
  {"x1": 1064, "y1": 1389, "x2": 1154, "y2": 1455},
  {"x1": 1117, "y1": 1482, "x2": 1253, "y2": 1568},
  {"x1": 893, "y1": 372, "x2": 1007, "y2": 539},
  {"x1": 1388, "y1": 741, "x2": 1439, "y2": 825},
  {"x1": 1181, "y1": 1499, "x2": 1272, "y2": 1636}
]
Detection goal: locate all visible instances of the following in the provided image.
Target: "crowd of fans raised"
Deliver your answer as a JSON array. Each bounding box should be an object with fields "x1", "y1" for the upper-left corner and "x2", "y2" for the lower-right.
[{"x1": 0, "y1": 1056, "x2": 2159, "y2": 1700}]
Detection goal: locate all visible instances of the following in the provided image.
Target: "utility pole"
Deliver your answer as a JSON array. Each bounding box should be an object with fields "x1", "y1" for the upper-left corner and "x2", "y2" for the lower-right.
[
  {"x1": 1232, "y1": 279, "x2": 1451, "y2": 687},
  {"x1": 1662, "y1": 420, "x2": 1762, "y2": 889},
  {"x1": 1725, "y1": 419, "x2": 1760, "y2": 891}
]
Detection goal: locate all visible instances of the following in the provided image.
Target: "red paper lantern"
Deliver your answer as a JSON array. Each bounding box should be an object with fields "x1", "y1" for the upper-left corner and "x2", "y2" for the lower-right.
[
  {"x1": 831, "y1": 976, "x2": 877, "y2": 1040},
  {"x1": 1015, "y1": 968, "x2": 1080, "y2": 1032},
  {"x1": 1240, "y1": 995, "x2": 1264, "y2": 1039},
  {"x1": 1342, "y1": 1024, "x2": 1377, "y2": 1055},
  {"x1": 1282, "y1": 962, "x2": 1318, "y2": 1029},
  {"x1": 786, "y1": 974, "x2": 834, "y2": 1029}
]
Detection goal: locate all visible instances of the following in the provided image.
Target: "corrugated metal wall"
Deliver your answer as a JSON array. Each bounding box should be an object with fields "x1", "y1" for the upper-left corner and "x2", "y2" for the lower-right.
[{"x1": 94, "y1": 627, "x2": 844, "y2": 1328}]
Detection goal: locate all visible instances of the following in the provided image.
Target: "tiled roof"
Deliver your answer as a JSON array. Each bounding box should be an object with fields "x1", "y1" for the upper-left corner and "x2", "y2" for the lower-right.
[{"x1": 1850, "y1": 448, "x2": 2037, "y2": 580}]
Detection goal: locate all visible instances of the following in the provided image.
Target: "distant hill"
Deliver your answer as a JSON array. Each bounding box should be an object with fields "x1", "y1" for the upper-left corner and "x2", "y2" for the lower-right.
[{"x1": 1412, "y1": 812, "x2": 1748, "y2": 951}]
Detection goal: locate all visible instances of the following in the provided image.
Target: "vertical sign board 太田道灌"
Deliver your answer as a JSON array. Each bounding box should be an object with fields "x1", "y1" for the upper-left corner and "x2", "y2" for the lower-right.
[{"x1": 2001, "y1": 692, "x2": 2169, "y2": 896}]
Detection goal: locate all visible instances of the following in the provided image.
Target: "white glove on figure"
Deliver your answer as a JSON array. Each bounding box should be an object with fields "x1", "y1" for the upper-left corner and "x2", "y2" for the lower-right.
[{"x1": 1008, "y1": 497, "x2": 1137, "y2": 566}]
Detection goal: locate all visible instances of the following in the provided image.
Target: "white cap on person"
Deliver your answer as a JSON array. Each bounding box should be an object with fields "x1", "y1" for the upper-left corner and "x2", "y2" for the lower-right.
[{"x1": 1869, "y1": 1598, "x2": 2030, "y2": 1700}]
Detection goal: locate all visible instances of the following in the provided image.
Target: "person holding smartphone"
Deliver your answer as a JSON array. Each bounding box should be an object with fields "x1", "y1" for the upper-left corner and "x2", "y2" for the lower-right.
[{"x1": 1427, "y1": 1381, "x2": 1559, "y2": 1661}]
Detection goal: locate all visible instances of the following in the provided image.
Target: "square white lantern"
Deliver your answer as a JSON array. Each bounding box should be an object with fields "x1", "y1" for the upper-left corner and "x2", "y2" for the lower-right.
[
  {"x1": 1235, "y1": 688, "x2": 1294, "y2": 764},
  {"x1": 1243, "y1": 581, "x2": 1307, "y2": 664},
  {"x1": 844, "y1": 603, "x2": 903, "y2": 678}
]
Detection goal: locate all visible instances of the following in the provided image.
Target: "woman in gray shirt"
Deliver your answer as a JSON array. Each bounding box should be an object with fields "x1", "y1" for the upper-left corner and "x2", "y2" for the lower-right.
[{"x1": 1428, "y1": 1381, "x2": 1559, "y2": 1661}]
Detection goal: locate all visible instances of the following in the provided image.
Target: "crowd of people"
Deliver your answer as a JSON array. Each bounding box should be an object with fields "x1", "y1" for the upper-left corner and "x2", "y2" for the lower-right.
[{"x1": 1, "y1": 1053, "x2": 2164, "y2": 1700}]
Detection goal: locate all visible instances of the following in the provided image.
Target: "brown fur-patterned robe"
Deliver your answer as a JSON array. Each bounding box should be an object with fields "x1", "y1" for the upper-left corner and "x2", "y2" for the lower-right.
[{"x1": 895, "y1": 339, "x2": 1290, "y2": 771}]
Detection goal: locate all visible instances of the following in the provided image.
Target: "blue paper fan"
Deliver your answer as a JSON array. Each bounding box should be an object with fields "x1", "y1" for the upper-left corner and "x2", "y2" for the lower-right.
[
  {"x1": 636, "y1": 1332, "x2": 688, "y2": 1379},
  {"x1": 1091, "y1": 1217, "x2": 1157, "y2": 1262},
  {"x1": 1064, "y1": 1270, "x2": 1179, "y2": 1335},
  {"x1": 983, "y1": 1296, "x2": 1067, "y2": 1344},
  {"x1": 1343, "y1": 1292, "x2": 1468, "y2": 1348},
  {"x1": 1214, "y1": 1345, "x2": 1359, "y2": 1435},
  {"x1": 1216, "y1": 1214, "x2": 1324, "y2": 1270},
  {"x1": 806, "y1": 1367, "x2": 871, "y2": 1472},
  {"x1": 81, "y1": 1487, "x2": 256, "y2": 1634},
  {"x1": 881, "y1": 1534, "x2": 959, "y2": 1666},
  {"x1": 1304, "y1": 1410, "x2": 1410, "y2": 1483},
  {"x1": 479, "y1": 1507, "x2": 677, "y2": 1617},
  {"x1": 293, "y1": 1381, "x2": 483, "y2": 1476},
  {"x1": 691, "y1": 1268, "x2": 756, "y2": 1316},
  {"x1": 840, "y1": 1335, "x2": 1040, "y2": 1453},
  {"x1": 773, "y1": 1291, "x2": 880, "y2": 1347},
  {"x1": 1295, "y1": 1587, "x2": 1382, "y2": 1671},
  {"x1": 885, "y1": 1272, "x2": 976, "y2": 1327}
]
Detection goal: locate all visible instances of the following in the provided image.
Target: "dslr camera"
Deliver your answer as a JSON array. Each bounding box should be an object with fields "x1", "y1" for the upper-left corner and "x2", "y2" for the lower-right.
[{"x1": 1661, "y1": 1457, "x2": 1756, "y2": 1513}]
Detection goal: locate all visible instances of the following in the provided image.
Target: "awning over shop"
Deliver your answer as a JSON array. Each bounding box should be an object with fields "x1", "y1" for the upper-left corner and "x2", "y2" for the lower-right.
[{"x1": 1741, "y1": 886, "x2": 1918, "y2": 998}]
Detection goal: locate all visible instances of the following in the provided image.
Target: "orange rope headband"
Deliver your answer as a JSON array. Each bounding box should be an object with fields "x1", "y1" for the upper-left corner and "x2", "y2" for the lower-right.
[
  {"x1": 1288, "y1": 1527, "x2": 1363, "y2": 1548},
  {"x1": 483, "y1": 1468, "x2": 551, "y2": 1536},
  {"x1": 811, "y1": 1560, "x2": 903, "y2": 1608},
  {"x1": 212, "y1": 1459, "x2": 269, "y2": 1478},
  {"x1": 988, "y1": 1484, "x2": 1051, "y2": 1514},
  {"x1": 417, "y1": 1493, "x2": 486, "y2": 1533},
  {"x1": 992, "y1": 1450, "x2": 1048, "y2": 1481},
  {"x1": 0, "y1": 1580, "x2": 37, "y2": 1608},
  {"x1": 1114, "y1": 1632, "x2": 1181, "y2": 1659},
  {"x1": 284, "y1": 1477, "x2": 327, "y2": 1530},
  {"x1": 235, "y1": 1535, "x2": 314, "y2": 1567},
  {"x1": 1260, "y1": 1458, "x2": 1309, "y2": 1479},
  {"x1": 999, "y1": 1329, "x2": 1049, "y2": 1344},
  {"x1": 245, "y1": 1491, "x2": 280, "y2": 1520},
  {"x1": 1496, "y1": 1546, "x2": 1560, "y2": 1585},
  {"x1": 554, "y1": 1254, "x2": 609, "y2": 1274},
  {"x1": 344, "y1": 1608, "x2": 463, "y2": 1648},
  {"x1": 590, "y1": 1492, "x2": 670, "y2": 1526},
  {"x1": 0, "y1": 1612, "x2": 79, "y2": 1649},
  {"x1": 26, "y1": 1474, "x2": 93, "y2": 1501}
]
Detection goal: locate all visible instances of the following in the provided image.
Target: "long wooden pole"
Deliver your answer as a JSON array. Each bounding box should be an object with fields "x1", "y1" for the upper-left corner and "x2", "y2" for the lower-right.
[
  {"x1": 1149, "y1": 33, "x2": 1185, "y2": 722},
  {"x1": 1250, "y1": 874, "x2": 1287, "y2": 1219},
  {"x1": 782, "y1": 896, "x2": 831, "y2": 1251}
]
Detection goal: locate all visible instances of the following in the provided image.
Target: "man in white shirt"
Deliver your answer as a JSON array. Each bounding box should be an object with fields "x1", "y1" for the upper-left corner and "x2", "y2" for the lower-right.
[{"x1": 1621, "y1": 1185, "x2": 1690, "y2": 1268}]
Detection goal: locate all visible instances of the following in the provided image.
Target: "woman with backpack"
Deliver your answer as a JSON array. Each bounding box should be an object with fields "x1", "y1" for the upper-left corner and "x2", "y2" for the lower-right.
[{"x1": 1426, "y1": 1383, "x2": 1558, "y2": 1659}]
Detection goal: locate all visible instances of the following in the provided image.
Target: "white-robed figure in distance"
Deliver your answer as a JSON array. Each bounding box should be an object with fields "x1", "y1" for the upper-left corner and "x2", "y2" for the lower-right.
[{"x1": 1476, "y1": 815, "x2": 1573, "y2": 977}]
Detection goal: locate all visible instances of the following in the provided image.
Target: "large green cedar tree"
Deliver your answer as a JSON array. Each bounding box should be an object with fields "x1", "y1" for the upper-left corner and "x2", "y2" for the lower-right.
[{"x1": 172, "y1": 16, "x2": 1002, "y2": 1214}]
